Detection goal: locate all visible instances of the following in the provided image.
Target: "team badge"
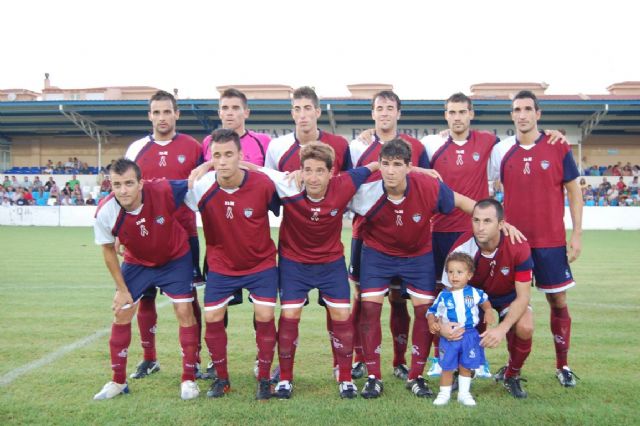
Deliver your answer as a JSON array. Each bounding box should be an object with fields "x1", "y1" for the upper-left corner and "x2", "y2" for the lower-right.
[
  {"x1": 500, "y1": 266, "x2": 510, "y2": 276},
  {"x1": 412, "y1": 213, "x2": 422, "y2": 223},
  {"x1": 540, "y1": 160, "x2": 550, "y2": 170},
  {"x1": 473, "y1": 152, "x2": 480, "y2": 162},
  {"x1": 155, "y1": 215, "x2": 165, "y2": 225},
  {"x1": 330, "y1": 209, "x2": 338, "y2": 217},
  {"x1": 244, "y1": 208, "x2": 253, "y2": 218},
  {"x1": 177, "y1": 155, "x2": 186, "y2": 164},
  {"x1": 464, "y1": 295, "x2": 474, "y2": 308}
]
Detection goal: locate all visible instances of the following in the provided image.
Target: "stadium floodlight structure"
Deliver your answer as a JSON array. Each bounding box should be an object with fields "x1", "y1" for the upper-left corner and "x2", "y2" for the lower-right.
[
  {"x1": 579, "y1": 104, "x2": 609, "y2": 172},
  {"x1": 58, "y1": 105, "x2": 112, "y2": 171}
]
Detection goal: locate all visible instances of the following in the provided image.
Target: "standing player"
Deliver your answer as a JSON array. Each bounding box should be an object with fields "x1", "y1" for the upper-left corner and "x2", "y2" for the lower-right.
[
  {"x1": 350, "y1": 139, "x2": 476, "y2": 399},
  {"x1": 186, "y1": 129, "x2": 279, "y2": 401},
  {"x1": 93, "y1": 159, "x2": 199, "y2": 400},
  {"x1": 444, "y1": 199, "x2": 535, "y2": 399},
  {"x1": 489, "y1": 90, "x2": 583, "y2": 387},
  {"x1": 124, "y1": 90, "x2": 205, "y2": 380},
  {"x1": 349, "y1": 90, "x2": 431, "y2": 382},
  {"x1": 253, "y1": 143, "x2": 377, "y2": 399},
  {"x1": 202, "y1": 88, "x2": 271, "y2": 165}
]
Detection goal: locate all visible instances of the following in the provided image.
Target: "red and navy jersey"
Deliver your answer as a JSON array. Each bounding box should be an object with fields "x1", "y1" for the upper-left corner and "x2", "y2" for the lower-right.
[
  {"x1": 423, "y1": 130, "x2": 498, "y2": 233},
  {"x1": 94, "y1": 179, "x2": 189, "y2": 267},
  {"x1": 126, "y1": 132, "x2": 203, "y2": 236},
  {"x1": 489, "y1": 133, "x2": 580, "y2": 248},
  {"x1": 262, "y1": 167, "x2": 371, "y2": 264},
  {"x1": 445, "y1": 232, "x2": 533, "y2": 297},
  {"x1": 350, "y1": 172, "x2": 455, "y2": 257},
  {"x1": 186, "y1": 170, "x2": 279, "y2": 276},
  {"x1": 264, "y1": 130, "x2": 352, "y2": 174}
]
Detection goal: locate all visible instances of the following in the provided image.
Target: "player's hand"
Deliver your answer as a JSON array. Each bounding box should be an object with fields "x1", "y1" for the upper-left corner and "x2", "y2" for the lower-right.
[
  {"x1": 357, "y1": 129, "x2": 375, "y2": 145},
  {"x1": 568, "y1": 232, "x2": 582, "y2": 263},
  {"x1": 484, "y1": 311, "x2": 497, "y2": 327},
  {"x1": 188, "y1": 161, "x2": 214, "y2": 189},
  {"x1": 438, "y1": 129, "x2": 451, "y2": 139},
  {"x1": 284, "y1": 170, "x2": 303, "y2": 191},
  {"x1": 114, "y1": 237, "x2": 125, "y2": 257},
  {"x1": 409, "y1": 166, "x2": 442, "y2": 181},
  {"x1": 440, "y1": 322, "x2": 464, "y2": 341},
  {"x1": 112, "y1": 289, "x2": 134, "y2": 315},
  {"x1": 480, "y1": 327, "x2": 506, "y2": 349},
  {"x1": 502, "y1": 221, "x2": 527, "y2": 244},
  {"x1": 544, "y1": 129, "x2": 569, "y2": 145},
  {"x1": 427, "y1": 316, "x2": 441, "y2": 334}
]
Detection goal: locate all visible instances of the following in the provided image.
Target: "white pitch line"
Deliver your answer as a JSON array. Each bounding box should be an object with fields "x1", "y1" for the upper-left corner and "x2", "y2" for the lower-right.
[{"x1": 0, "y1": 299, "x2": 172, "y2": 387}]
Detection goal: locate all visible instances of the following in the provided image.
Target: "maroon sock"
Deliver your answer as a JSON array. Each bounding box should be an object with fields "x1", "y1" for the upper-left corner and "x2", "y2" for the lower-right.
[
  {"x1": 331, "y1": 319, "x2": 354, "y2": 382},
  {"x1": 433, "y1": 334, "x2": 440, "y2": 358},
  {"x1": 408, "y1": 305, "x2": 430, "y2": 380},
  {"x1": 360, "y1": 301, "x2": 383, "y2": 379},
  {"x1": 204, "y1": 320, "x2": 228, "y2": 380},
  {"x1": 325, "y1": 308, "x2": 339, "y2": 368},
  {"x1": 255, "y1": 318, "x2": 277, "y2": 380},
  {"x1": 179, "y1": 324, "x2": 199, "y2": 382},
  {"x1": 137, "y1": 297, "x2": 157, "y2": 362},
  {"x1": 351, "y1": 297, "x2": 365, "y2": 363},
  {"x1": 390, "y1": 301, "x2": 410, "y2": 367},
  {"x1": 277, "y1": 316, "x2": 300, "y2": 382},
  {"x1": 550, "y1": 306, "x2": 571, "y2": 369},
  {"x1": 109, "y1": 323, "x2": 132, "y2": 384},
  {"x1": 191, "y1": 290, "x2": 203, "y2": 363},
  {"x1": 505, "y1": 328, "x2": 516, "y2": 366},
  {"x1": 506, "y1": 336, "x2": 532, "y2": 378}
]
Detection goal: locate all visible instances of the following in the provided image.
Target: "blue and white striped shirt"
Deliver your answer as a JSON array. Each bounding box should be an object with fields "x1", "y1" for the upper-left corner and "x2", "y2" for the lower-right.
[{"x1": 428, "y1": 285, "x2": 488, "y2": 330}]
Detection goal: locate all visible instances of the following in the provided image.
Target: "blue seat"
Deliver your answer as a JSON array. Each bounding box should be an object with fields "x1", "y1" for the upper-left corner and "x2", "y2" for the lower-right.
[
  {"x1": 610, "y1": 199, "x2": 619, "y2": 206},
  {"x1": 32, "y1": 191, "x2": 41, "y2": 200},
  {"x1": 585, "y1": 199, "x2": 595, "y2": 206},
  {"x1": 36, "y1": 198, "x2": 47, "y2": 206}
]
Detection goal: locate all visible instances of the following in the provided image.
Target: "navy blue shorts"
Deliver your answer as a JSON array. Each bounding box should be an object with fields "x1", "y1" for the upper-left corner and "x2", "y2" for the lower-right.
[
  {"x1": 439, "y1": 327, "x2": 485, "y2": 371},
  {"x1": 360, "y1": 245, "x2": 436, "y2": 301},
  {"x1": 279, "y1": 256, "x2": 350, "y2": 309},
  {"x1": 121, "y1": 252, "x2": 194, "y2": 303},
  {"x1": 348, "y1": 238, "x2": 363, "y2": 282},
  {"x1": 531, "y1": 246, "x2": 575, "y2": 293},
  {"x1": 204, "y1": 267, "x2": 278, "y2": 311},
  {"x1": 432, "y1": 231, "x2": 464, "y2": 283}
]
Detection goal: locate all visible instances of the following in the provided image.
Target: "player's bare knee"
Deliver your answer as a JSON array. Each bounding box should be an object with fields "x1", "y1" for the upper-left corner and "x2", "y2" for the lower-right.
[
  {"x1": 253, "y1": 305, "x2": 275, "y2": 322},
  {"x1": 113, "y1": 308, "x2": 135, "y2": 325},
  {"x1": 545, "y1": 291, "x2": 567, "y2": 308},
  {"x1": 173, "y1": 302, "x2": 196, "y2": 326},
  {"x1": 281, "y1": 307, "x2": 302, "y2": 320},
  {"x1": 328, "y1": 307, "x2": 350, "y2": 321},
  {"x1": 205, "y1": 306, "x2": 226, "y2": 323}
]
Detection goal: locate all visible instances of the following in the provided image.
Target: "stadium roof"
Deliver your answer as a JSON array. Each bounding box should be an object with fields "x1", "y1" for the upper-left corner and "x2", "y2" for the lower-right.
[{"x1": 1, "y1": 97, "x2": 640, "y2": 140}]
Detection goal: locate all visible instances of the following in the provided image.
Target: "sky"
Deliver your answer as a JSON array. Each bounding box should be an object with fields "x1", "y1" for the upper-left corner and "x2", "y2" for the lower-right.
[{"x1": 1, "y1": 0, "x2": 637, "y2": 100}]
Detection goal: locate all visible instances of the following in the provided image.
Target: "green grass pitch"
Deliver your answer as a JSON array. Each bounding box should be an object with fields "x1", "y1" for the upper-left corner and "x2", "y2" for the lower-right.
[{"x1": 0, "y1": 227, "x2": 638, "y2": 425}]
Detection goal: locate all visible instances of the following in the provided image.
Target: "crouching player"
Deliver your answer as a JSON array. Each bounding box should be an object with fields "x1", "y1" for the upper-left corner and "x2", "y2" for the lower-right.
[
  {"x1": 427, "y1": 252, "x2": 495, "y2": 406},
  {"x1": 186, "y1": 129, "x2": 279, "y2": 401},
  {"x1": 253, "y1": 142, "x2": 378, "y2": 399},
  {"x1": 93, "y1": 158, "x2": 199, "y2": 400}
]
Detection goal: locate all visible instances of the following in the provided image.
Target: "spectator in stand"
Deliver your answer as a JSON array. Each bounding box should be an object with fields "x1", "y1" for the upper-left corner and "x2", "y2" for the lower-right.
[
  {"x1": 612, "y1": 164, "x2": 622, "y2": 176},
  {"x1": 20, "y1": 176, "x2": 33, "y2": 190},
  {"x1": 79, "y1": 162, "x2": 90, "y2": 174},
  {"x1": 100, "y1": 175, "x2": 111, "y2": 194},
  {"x1": 493, "y1": 180, "x2": 504, "y2": 203},
  {"x1": 73, "y1": 194, "x2": 85, "y2": 205},
  {"x1": 579, "y1": 178, "x2": 587, "y2": 195},
  {"x1": 47, "y1": 196, "x2": 58, "y2": 206},
  {"x1": 32, "y1": 176, "x2": 43, "y2": 191},
  {"x1": 60, "y1": 194, "x2": 72, "y2": 206},
  {"x1": 13, "y1": 187, "x2": 25, "y2": 204},
  {"x1": 2, "y1": 196, "x2": 10, "y2": 206},
  {"x1": 602, "y1": 166, "x2": 613, "y2": 176},
  {"x1": 2, "y1": 176, "x2": 10, "y2": 189},
  {"x1": 64, "y1": 157, "x2": 74, "y2": 169},
  {"x1": 10, "y1": 176, "x2": 18, "y2": 188},
  {"x1": 622, "y1": 164, "x2": 633, "y2": 177},
  {"x1": 44, "y1": 177, "x2": 55, "y2": 192},
  {"x1": 0, "y1": 186, "x2": 5, "y2": 199},
  {"x1": 67, "y1": 174, "x2": 81, "y2": 191},
  {"x1": 22, "y1": 188, "x2": 34, "y2": 205},
  {"x1": 600, "y1": 177, "x2": 612, "y2": 193},
  {"x1": 73, "y1": 157, "x2": 81, "y2": 169},
  {"x1": 616, "y1": 177, "x2": 627, "y2": 192},
  {"x1": 85, "y1": 194, "x2": 97, "y2": 206},
  {"x1": 629, "y1": 176, "x2": 639, "y2": 195},
  {"x1": 35, "y1": 186, "x2": 45, "y2": 201},
  {"x1": 633, "y1": 165, "x2": 639, "y2": 177},
  {"x1": 61, "y1": 183, "x2": 72, "y2": 198}
]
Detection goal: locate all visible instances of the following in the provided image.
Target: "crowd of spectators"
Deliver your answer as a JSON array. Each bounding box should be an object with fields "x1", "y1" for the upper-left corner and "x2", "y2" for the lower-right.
[
  {"x1": 1, "y1": 173, "x2": 110, "y2": 206},
  {"x1": 582, "y1": 161, "x2": 640, "y2": 177},
  {"x1": 580, "y1": 176, "x2": 640, "y2": 206}
]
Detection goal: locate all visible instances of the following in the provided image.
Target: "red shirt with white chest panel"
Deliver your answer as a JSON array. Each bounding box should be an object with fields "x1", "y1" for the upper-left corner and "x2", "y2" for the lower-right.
[
  {"x1": 94, "y1": 179, "x2": 190, "y2": 267},
  {"x1": 186, "y1": 170, "x2": 279, "y2": 276}
]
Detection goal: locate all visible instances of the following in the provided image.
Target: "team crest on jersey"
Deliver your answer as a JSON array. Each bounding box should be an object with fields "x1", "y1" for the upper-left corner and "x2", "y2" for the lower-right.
[
  {"x1": 155, "y1": 215, "x2": 165, "y2": 225},
  {"x1": 244, "y1": 208, "x2": 253, "y2": 218},
  {"x1": 473, "y1": 152, "x2": 480, "y2": 162},
  {"x1": 540, "y1": 160, "x2": 550, "y2": 170},
  {"x1": 412, "y1": 213, "x2": 422, "y2": 223},
  {"x1": 177, "y1": 155, "x2": 186, "y2": 164},
  {"x1": 330, "y1": 209, "x2": 338, "y2": 217},
  {"x1": 464, "y1": 295, "x2": 474, "y2": 308},
  {"x1": 500, "y1": 266, "x2": 510, "y2": 276}
]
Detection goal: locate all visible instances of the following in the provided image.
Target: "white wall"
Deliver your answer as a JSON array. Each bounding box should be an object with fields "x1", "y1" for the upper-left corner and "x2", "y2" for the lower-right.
[{"x1": 0, "y1": 205, "x2": 637, "y2": 230}]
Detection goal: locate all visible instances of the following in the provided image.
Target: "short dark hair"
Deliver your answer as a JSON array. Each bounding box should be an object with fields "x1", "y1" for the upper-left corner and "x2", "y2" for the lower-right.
[
  {"x1": 513, "y1": 90, "x2": 540, "y2": 111},
  {"x1": 474, "y1": 198, "x2": 504, "y2": 222},
  {"x1": 292, "y1": 86, "x2": 320, "y2": 108},
  {"x1": 445, "y1": 252, "x2": 475, "y2": 274},
  {"x1": 210, "y1": 128, "x2": 241, "y2": 151},
  {"x1": 379, "y1": 138, "x2": 412, "y2": 164},
  {"x1": 220, "y1": 88, "x2": 248, "y2": 109},
  {"x1": 445, "y1": 92, "x2": 473, "y2": 110},
  {"x1": 300, "y1": 142, "x2": 335, "y2": 171},
  {"x1": 111, "y1": 158, "x2": 141, "y2": 181},
  {"x1": 149, "y1": 90, "x2": 177, "y2": 112},
  {"x1": 371, "y1": 90, "x2": 401, "y2": 111}
]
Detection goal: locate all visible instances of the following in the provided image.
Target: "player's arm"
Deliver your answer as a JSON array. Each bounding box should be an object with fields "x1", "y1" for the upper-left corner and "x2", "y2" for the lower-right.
[
  {"x1": 101, "y1": 243, "x2": 133, "y2": 314},
  {"x1": 544, "y1": 129, "x2": 569, "y2": 145},
  {"x1": 453, "y1": 191, "x2": 475, "y2": 214},
  {"x1": 480, "y1": 280, "x2": 531, "y2": 349},
  {"x1": 564, "y1": 178, "x2": 583, "y2": 262},
  {"x1": 188, "y1": 160, "x2": 214, "y2": 188},
  {"x1": 364, "y1": 161, "x2": 380, "y2": 173},
  {"x1": 409, "y1": 166, "x2": 443, "y2": 181},
  {"x1": 480, "y1": 299, "x2": 496, "y2": 327},
  {"x1": 357, "y1": 128, "x2": 375, "y2": 145},
  {"x1": 427, "y1": 313, "x2": 440, "y2": 334}
]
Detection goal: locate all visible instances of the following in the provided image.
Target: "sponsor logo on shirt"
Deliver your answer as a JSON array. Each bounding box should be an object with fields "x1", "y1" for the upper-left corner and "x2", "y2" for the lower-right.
[{"x1": 540, "y1": 160, "x2": 550, "y2": 170}]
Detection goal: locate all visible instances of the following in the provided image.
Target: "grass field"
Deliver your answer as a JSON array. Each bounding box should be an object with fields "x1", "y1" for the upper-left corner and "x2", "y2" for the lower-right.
[{"x1": 0, "y1": 227, "x2": 639, "y2": 425}]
